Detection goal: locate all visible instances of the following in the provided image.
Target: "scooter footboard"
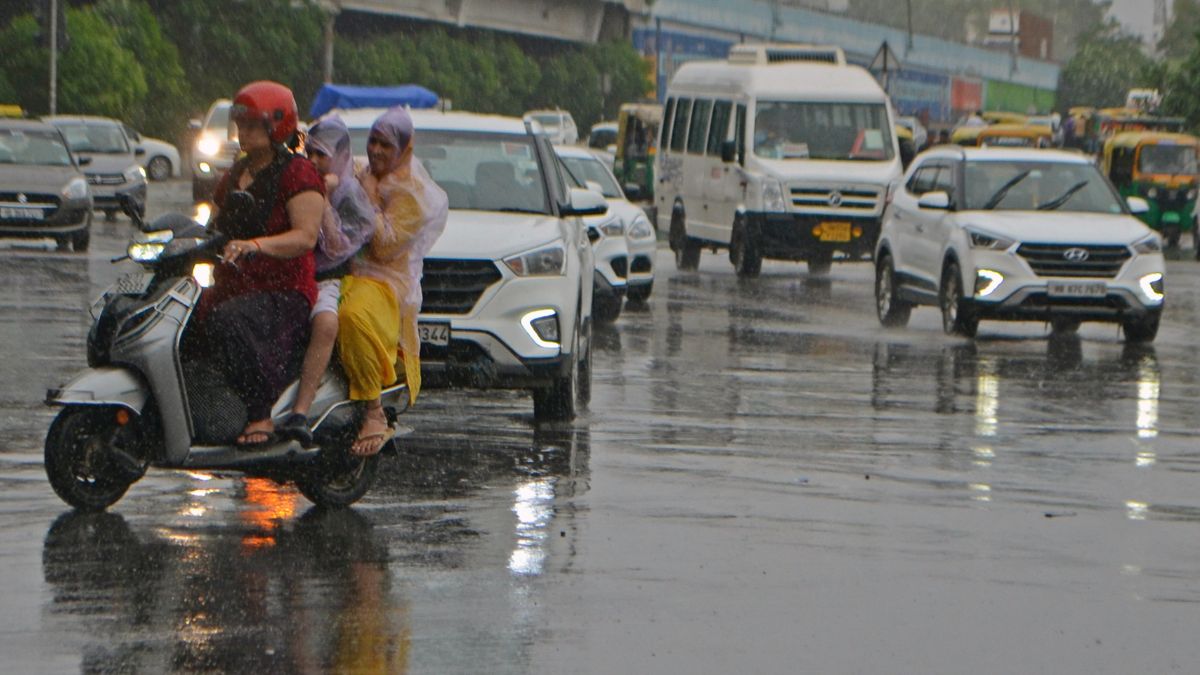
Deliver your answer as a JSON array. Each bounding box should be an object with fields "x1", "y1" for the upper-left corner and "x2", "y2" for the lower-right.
[
  {"x1": 46, "y1": 367, "x2": 148, "y2": 413},
  {"x1": 310, "y1": 383, "x2": 409, "y2": 434}
]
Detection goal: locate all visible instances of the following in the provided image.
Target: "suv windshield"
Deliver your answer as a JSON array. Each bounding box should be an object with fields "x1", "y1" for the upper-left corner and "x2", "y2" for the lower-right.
[
  {"x1": 414, "y1": 130, "x2": 549, "y2": 213},
  {"x1": 0, "y1": 128, "x2": 72, "y2": 166},
  {"x1": 559, "y1": 155, "x2": 621, "y2": 198},
  {"x1": 1138, "y1": 144, "x2": 1198, "y2": 175},
  {"x1": 56, "y1": 123, "x2": 129, "y2": 154},
  {"x1": 754, "y1": 101, "x2": 894, "y2": 161},
  {"x1": 964, "y1": 160, "x2": 1124, "y2": 213}
]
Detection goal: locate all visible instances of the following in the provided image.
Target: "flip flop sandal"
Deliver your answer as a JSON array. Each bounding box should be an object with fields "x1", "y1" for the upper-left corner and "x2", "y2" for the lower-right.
[
  {"x1": 351, "y1": 426, "x2": 395, "y2": 457},
  {"x1": 236, "y1": 430, "x2": 278, "y2": 450}
]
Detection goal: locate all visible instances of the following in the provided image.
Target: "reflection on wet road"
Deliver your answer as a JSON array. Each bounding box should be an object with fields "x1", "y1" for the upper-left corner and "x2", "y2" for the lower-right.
[{"x1": 4, "y1": 181, "x2": 1200, "y2": 673}]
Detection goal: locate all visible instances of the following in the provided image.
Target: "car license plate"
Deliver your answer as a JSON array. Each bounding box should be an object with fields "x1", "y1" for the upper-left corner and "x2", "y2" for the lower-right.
[
  {"x1": 818, "y1": 221, "x2": 851, "y2": 242},
  {"x1": 1047, "y1": 281, "x2": 1106, "y2": 297},
  {"x1": 0, "y1": 206, "x2": 42, "y2": 220},
  {"x1": 418, "y1": 322, "x2": 450, "y2": 346}
]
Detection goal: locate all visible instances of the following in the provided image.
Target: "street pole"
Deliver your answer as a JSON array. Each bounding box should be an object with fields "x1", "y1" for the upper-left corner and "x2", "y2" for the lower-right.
[
  {"x1": 905, "y1": 0, "x2": 913, "y2": 54},
  {"x1": 48, "y1": 0, "x2": 57, "y2": 114},
  {"x1": 1007, "y1": 0, "x2": 1018, "y2": 76}
]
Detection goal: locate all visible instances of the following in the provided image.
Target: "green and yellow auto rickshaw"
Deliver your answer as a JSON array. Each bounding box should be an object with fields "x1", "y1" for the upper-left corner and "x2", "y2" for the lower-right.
[
  {"x1": 612, "y1": 103, "x2": 661, "y2": 202},
  {"x1": 1103, "y1": 131, "x2": 1200, "y2": 249}
]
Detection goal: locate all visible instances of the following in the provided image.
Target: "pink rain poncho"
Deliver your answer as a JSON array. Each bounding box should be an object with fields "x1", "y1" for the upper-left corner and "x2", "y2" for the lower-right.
[{"x1": 338, "y1": 107, "x2": 448, "y2": 404}]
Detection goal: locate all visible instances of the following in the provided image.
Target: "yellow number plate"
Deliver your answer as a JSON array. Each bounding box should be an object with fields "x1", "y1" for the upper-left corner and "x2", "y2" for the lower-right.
[{"x1": 818, "y1": 221, "x2": 851, "y2": 242}]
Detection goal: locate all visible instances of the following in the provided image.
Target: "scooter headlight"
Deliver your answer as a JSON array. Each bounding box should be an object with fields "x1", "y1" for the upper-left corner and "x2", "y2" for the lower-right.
[
  {"x1": 127, "y1": 242, "x2": 164, "y2": 262},
  {"x1": 192, "y1": 262, "x2": 214, "y2": 288},
  {"x1": 192, "y1": 201, "x2": 212, "y2": 227}
]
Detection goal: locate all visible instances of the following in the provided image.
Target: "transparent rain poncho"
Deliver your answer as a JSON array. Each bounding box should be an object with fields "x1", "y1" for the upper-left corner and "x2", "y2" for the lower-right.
[
  {"x1": 340, "y1": 107, "x2": 448, "y2": 404},
  {"x1": 305, "y1": 115, "x2": 375, "y2": 273}
]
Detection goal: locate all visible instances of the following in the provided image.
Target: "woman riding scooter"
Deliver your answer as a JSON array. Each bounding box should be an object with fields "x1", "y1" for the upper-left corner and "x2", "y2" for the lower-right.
[{"x1": 203, "y1": 81, "x2": 324, "y2": 448}]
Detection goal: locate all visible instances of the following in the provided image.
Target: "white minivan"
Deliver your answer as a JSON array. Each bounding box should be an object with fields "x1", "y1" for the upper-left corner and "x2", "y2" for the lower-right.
[{"x1": 655, "y1": 44, "x2": 904, "y2": 277}]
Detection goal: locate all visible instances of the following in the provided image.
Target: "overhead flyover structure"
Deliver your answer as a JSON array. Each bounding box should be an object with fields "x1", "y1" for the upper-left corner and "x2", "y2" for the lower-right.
[
  {"x1": 634, "y1": 0, "x2": 1061, "y2": 126},
  {"x1": 321, "y1": 0, "x2": 649, "y2": 44}
]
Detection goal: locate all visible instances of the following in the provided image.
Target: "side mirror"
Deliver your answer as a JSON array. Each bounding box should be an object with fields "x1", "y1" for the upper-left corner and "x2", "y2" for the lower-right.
[
  {"x1": 623, "y1": 182, "x2": 642, "y2": 201},
  {"x1": 76, "y1": 156, "x2": 92, "y2": 167},
  {"x1": 1126, "y1": 196, "x2": 1150, "y2": 215},
  {"x1": 134, "y1": 147, "x2": 146, "y2": 157},
  {"x1": 188, "y1": 119, "x2": 202, "y2": 131},
  {"x1": 720, "y1": 139, "x2": 737, "y2": 163},
  {"x1": 917, "y1": 191, "x2": 952, "y2": 210},
  {"x1": 562, "y1": 187, "x2": 608, "y2": 217}
]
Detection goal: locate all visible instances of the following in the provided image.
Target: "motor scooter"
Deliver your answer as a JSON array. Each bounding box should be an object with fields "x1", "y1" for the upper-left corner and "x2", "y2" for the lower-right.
[{"x1": 44, "y1": 197, "x2": 409, "y2": 511}]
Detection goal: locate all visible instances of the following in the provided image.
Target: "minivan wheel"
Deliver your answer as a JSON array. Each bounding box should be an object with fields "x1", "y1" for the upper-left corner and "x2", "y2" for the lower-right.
[
  {"x1": 730, "y1": 217, "x2": 762, "y2": 278},
  {"x1": 939, "y1": 261, "x2": 979, "y2": 337},
  {"x1": 669, "y1": 208, "x2": 701, "y2": 271},
  {"x1": 875, "y1": 254, "x2": 912, "y2": 327}
]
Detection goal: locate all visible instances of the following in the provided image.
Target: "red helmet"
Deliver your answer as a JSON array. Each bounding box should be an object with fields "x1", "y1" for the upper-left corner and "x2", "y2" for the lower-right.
[{"x1": 231, "y1": 81, "x2": 298, "y2": 144}]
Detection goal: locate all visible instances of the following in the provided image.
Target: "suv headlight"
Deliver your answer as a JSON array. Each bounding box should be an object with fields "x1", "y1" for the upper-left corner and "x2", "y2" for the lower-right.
[
  {"x1": 1132, "y1": 235, "x2": 1162, "y2": 254},
  {"x1": 966, "y1": 228, "x2": 1016, "y2": 251},
  {"x1": 762, "y1": 179, "x2": 787, "y2": 212},
  {"x1": 503, "y1": 242, "x2": 566, "y2": 276},
  {"x1": 598, "y1": 216, "x2": 624, "y2": 237},
  {"x1": 628, "y1": 212, "x2": 654, "y2": 240},
  {"x1": 61, "y1": 177, "x2": 88, "y2": 200},
  {"x1": 124, "y1": 164, "x2": 147, "y2": 183},
  {"x1": 196, "y1": 133, "x2": 220, "y2": 158}
]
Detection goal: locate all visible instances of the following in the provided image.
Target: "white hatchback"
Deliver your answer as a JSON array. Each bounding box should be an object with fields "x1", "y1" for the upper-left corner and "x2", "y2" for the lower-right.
[{"x1": 874, "y1": 148, "x2": 1165, "y2": 341}]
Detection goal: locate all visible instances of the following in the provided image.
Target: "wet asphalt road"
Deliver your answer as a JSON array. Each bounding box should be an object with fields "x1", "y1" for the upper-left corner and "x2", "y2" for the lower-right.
[{"x1": 3, "y1": 181, "x2": 1200, "y2": 673}]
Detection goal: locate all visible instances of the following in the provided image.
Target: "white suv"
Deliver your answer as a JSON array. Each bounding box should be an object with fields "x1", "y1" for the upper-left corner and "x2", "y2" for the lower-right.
[
  {"x1": 875, "y1": 148, "x2": 1165, "y2": 341},
  {"x1": 406, "y1": 111, "x2": 601, "y2": 420}
]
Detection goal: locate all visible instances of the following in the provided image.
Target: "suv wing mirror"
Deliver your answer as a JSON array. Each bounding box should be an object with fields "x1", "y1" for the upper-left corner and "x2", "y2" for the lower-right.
[
  {"x1": 76, "y1": 156, "x2": 92, "y2": 167},
  {"x1": 623, "y1": 182, "x2": 642, "y2": 201},
  {"x1": 1126, "y1": 196, "x2": 1150, "y2": 215},
  {"x1": 917, "y1": 191, "x2": 952, "y2": 210},
  {"x1": 562, "y1": 187, "x2": 607, "y2": 217}
]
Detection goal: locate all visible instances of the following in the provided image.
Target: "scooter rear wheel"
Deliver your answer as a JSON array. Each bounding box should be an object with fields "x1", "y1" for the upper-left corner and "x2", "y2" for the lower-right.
[
  {"x1": 44, "y1": 407, "x2": 138, "y2": 511},
  {"x1": 295, "y1": 451, "x2": 380, "y2": 508}
]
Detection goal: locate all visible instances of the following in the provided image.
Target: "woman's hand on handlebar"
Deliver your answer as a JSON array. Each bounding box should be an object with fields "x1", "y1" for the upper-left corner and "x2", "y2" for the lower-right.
[{"x1": 223, "y1": 238, "x2": 260, "y2": 265}]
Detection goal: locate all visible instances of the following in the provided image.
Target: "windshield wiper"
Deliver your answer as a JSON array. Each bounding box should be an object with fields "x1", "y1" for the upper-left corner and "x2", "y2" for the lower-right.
[
  {"x1": 1037, "y1": 180, "x2": 1089, "y2": 210},
  {"x1": 982, "y1": 169, "x2": 1032, "y2": 210},
  {"x1": 495, "y1": 207, "x2": 546, "y2": 214}
]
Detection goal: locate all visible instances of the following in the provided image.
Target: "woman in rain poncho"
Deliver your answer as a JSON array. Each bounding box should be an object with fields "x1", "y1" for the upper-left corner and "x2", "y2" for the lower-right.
[
  {"x1": 279, "y1": 114, "x2": 377, "y2": 444},
  {"x1": 339, "y1": 107, "x2": 448, "y2": 456}
]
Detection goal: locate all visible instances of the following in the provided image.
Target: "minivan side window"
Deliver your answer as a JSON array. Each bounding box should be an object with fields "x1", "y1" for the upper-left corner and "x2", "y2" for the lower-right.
[
  {"x1": 661, "y1": 98, "x2": 676, "y2": 152},
  {"x1": 687, "y1": 99, "x2": 712, "y2": 155},
  {"x1": 707, "y1": 100, "x2": 732, "y2": 156},
  {"x1": 735, "y1": 103, "x2": 746, "y2": 164},
  {"x1": 670, "y1": 98, "x2": 692, "y2": 153}
]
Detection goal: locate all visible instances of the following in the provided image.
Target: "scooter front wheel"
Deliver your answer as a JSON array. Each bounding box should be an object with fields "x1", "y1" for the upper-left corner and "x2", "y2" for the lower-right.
[
  {"x1": 295, "y1": 451, "x2": 379, "y2": 508},
  {"x1": 44, "y1": 407, "x2": 138, "y2": 511}
]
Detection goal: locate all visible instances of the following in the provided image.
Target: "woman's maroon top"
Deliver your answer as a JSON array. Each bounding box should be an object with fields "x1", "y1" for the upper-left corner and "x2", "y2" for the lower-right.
[{"x1": 206, "y1": 154, "x2": 323, "y2": 309}]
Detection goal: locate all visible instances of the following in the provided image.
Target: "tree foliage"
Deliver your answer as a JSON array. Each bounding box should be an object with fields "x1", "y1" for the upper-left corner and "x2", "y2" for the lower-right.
[
  {"x1": 1056, "y1": 24, "x2": 1157, "y2": 110},
  {"x1": 1158, "y1": 0, "x2": 1200, "y2": 61}
]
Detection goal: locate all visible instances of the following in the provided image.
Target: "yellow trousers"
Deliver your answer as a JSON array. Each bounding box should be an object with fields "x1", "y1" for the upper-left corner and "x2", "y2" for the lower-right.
[{"x1": 338, "y1": 276, "x2": 421, "y2": 404}]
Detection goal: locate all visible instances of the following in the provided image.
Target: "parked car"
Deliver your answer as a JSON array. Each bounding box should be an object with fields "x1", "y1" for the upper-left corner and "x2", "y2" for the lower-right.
[
  {"x1": 874, "y1": 147, "x2": 1165, "y2": 341},
  {"x1": 0, "y1": 118, "x2": 93, "y2": 251},
  {"x1": 190, "y1": 99, "x2": 237, "y2": 202},
  {"x1": 122, "y1": 124, "x2": 181, "y2": 181},
  {"x1": 405, "y1": 111, "x2": 601, "y2": 420},
  {"x1": 556, "y1": 145, "x2": 656, "y2": 312},
  {"x1": 523, "y1": 109, "x2": 579, "y2": 145},
  {"x1": 44, "y1": 115, "x2": 146, "y2": 221}
]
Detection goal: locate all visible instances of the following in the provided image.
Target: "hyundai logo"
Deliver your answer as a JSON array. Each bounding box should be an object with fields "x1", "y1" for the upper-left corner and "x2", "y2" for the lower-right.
[
  {"x1": 828, "y1": 191, "x2": 843, "y2": 207},
  {"x1": 16, "y1": 193, "x2": 26, "y2": 204},
  {"x1": 1063, "y1": 247, "x2": 1089, "y2": 262}
]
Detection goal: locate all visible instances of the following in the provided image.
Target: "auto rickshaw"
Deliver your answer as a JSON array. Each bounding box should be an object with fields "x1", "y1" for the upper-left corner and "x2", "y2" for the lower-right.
[
  {"x1": 981, "y1": 111, "x2": 1028, "y2": 126},
  {"x1": 0, "y1": 104, "x2": 24, "y2": 118},
  {"x1": 1103, "y1": 131, "x2": 1200, "y2": 249},
  {"x1": 951, "y1": 123, "x2": 1053, "y2": 148},
  {"x1": 612, "y1": 102, "x2": 661, "y2": 202}
]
